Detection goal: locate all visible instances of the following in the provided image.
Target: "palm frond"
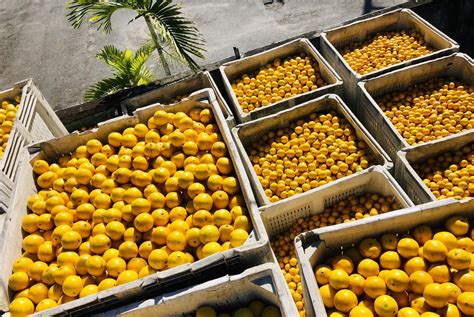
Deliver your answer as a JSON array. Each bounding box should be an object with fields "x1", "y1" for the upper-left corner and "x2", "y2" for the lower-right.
[
  {"x1": 131, "y1": 42, "x2": 155, "y2": 75},
  {"x1": 147, "y1": 0, "x2": 206, "y2": 71},
  {"x1": 136, "y1": 66, "x2": 156, "y2": 85},
  {"x1": 96, "y1": 45, "x2": 129, "y2": 73},
  {"x1": 66, "y1": 0, "x2": 132, "y2": 33},
  {"x1": 84, "y1": 75, "x2": 132, "y2": 101}
]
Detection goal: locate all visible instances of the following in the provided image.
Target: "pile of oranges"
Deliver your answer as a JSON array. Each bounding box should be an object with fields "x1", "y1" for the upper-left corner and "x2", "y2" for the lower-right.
[
  {"x1": 377, "y1": 78, "x2": 474, "y2": 145},
  {"x1": 195, "y1": 301, "x2": 280, "y2": 317},
  {"x1": 231, "y1": 54, "x2": 327, "y2": 113},
  {"x1": 247, "y1": 111, "x2": 375, "y2": 202},
  {"x1": 339, "y1": 30, "x2": 432, "y2": 75},
  {"x1": 316, "y1": 215, "x2": 474, "y2": 316},
  {"x1": 412, "y1": 143, "x2": 474, "y2": 200},
  {"x1": 8, "y1": 107, "x2": 252, "y2": 315},
  {"x1": 0, "y1": 96, "x2": 20, "y2": 158},
  {"x1": 270, "y1": 192, "x2": 401, "y2": 316}
]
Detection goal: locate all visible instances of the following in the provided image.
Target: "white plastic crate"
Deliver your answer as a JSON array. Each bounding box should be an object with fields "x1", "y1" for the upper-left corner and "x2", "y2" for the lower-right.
[
  {"x1": 220, "y1": 38, "x2": 343, "y2": 124},
  {"x1": 0, "y1": 79, "x2": 68, "y2": 213},
  {"x1": 232, "y1": 94, "x2": 392, "y2": 207},
  {"x1": 0, "y1": 89, "x2": 269, "y2": 314},
  {"x1": 395, "y1": 129, "x2": 474, "y2": 205},
  {"x1": 320, "y1": 8, "x2": 459, "y2": 105},
  {"x1": 260, "y1": 165, "x2": 413, "y2": 316},
  {"x1": 87, "y1": 263, "x2": 298, "y2": 317},
  {"x1": 122, "y1": 71, "x2": 235, "y2": 128},
  {"x1": 295, "y1": 198, "x2": 473, "y2": 317},
  {"x1": 357, "y1": 53, "x2": 473, "y2": 161}
]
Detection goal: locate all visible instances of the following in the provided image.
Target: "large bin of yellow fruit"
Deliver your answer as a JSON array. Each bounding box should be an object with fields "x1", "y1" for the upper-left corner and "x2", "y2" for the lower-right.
[
  {"x1": 320, "y1": 8, "x2": 459, "y2": 105},
  {"x1": 0, "y1": 79, "x2": 68, "y2": 213},
  {"x1": 220, "y1": 38, "x2": 343, "y2": 124},
  {"x1": 357, "y1": 53, "x2": 473, "y2": 162},
  {"x1": 259, "y1": 165, "x2": 413, "y2": 316},
  {"x1": 232, "y1": 93, "x2": 391, "y2": 207},
  {"x1": 0, "y1": 89, "x2": 269, "y2": 316},
  {"x1": 122, "y1": 71, "x2": 235, "y2": 128},
  {"x1": 295, "y1": 198, "x2": 474, "y2": 317},
  {"x1": 396, "y1": 129, "x2": 474, "y2": 205},
  {"x1": 93, "y1": 263, "x2": 297, "y2": 316}
]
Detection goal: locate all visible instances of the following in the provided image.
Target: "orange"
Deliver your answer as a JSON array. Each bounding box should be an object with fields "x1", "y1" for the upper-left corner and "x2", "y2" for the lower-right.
[
  {"x1": 348, "y1": 274, "x2": 365, "y2": 296},
  {"x1": 193, "y1": 193, "x2": 213, "y2": 211},
  {"x1": 374, "y1": 295, "x2": 398, "y2": 317},
  {"x1": 188, "y1": 183, "x2": 206, "y2": 199},
  {"x1": 138, "y1": 241, "x2": 155, "y2": 259},
  {"x1": 423, "y1": 283, "x2": 450, "y2": 308},
  {"x1": 334, "y1": 289, "x2": 358, "y2": 313},
  {"x1": 186, "y1": 228, "x2": 202, "y2": 248},
  {"x1": 37, "y1": 241, "x2": 55, "y2": 262},
  {"x1": 349, "y1": 306, "x2": 374, "y2": 317},
  {"x1": 357, "y1": 258, "x2": 379, "y2": 278},
  {"x1": 216, "y1": 157, "x2": 233, "y2": 175},
  {"x1": 119, "y1": 241, "x2": 139, "y2": 260},
  {"x1": 409, "y1": 271, "x2": 433, "y2": 294},
  {"x1": 62, "y1": 275, "x2": 83, "y2": 297},
  {"x1": 398, "y1": 307, "x2": 422, "y2": 317},
  {"x1": 380, "y1": 251, "x2": 401, "y2": 269},
  {"x1": 199, "y1": 225, "x2": 220, "y2": 244},
  {"x1": 397, "y1": 238, "x2": 420, "y2": 258},
  {"x1": 386, "y1": 269, "x2": 409, "y2": 293},
  {"x1": 358, "y1": 238, "x2": 382, "y2": 259},
  {"x1": 98, "y1": 278, "x2": 116, "y2": 291},
  {"x1": 446, "y1": 248, "x2": 471, "y2": 270},
  {"x1": 168, "y1": 219, "x2": 189, "y2": 233},
  {"x1": 33, "y1": 160, "x2": 50, "y2": 174},
  {"x1": 444, "y1": 216, "x2": 469, "y2": 236},
  {"x1": 13, "y1": 257, "x2": 34, "y2": 273},
  {"x1": 103, "y1": 207, "x2": 122, "y2": 223},
  {"x1": 36, "y1": 298, "x2": 58, "y2": 312},
  {"x1": 332, "y1": 255, "x2": 354, "y2": 274},
  {"x1": 53, "y1": 265, "x2": 76, "y2": 285},
  {"x1": 8, "y1": 271, "x2": 30, "y2": 291},
  {"x1": 22, "y1": 234, "x2": 44, "y2": 253},
  {"x1": 413, "y1": 225, "x2": 433, "y2": 245},
  {"x1": 76, "y1": 203, "x2": 95, "y2": 220},
  {"x1": 380, "y1": 233, "x2": 398, "y2": 251},
  {"x1": 106, "y1": 257, "x2": 127, "y2": 277},
  {"x1": 151, "y1": 208, "x2": 169, "y2": 227},
  {"x1": 80, "y1": 284, "x2": 99, "y2": 298},
  {"x1": 456, "y1": 292, "x2": 474, "y2": 315},
  {"x1": 404, "y1": 257, "x2": 427, "y2": 275},
  {"x1": 423, "y1": 240, "x2": 448, "y2": 262},
  {"x1": 213, "y1": 209, "x2": 232, "y2": 227},
  {"x1": 364, "y1": 276, "x2": 387, "y2": 298},
  {"x1": 28, "y1": 282, "x2": 49, "y2": 304},
  {"x1": 320, "y1": 284, "x2": 336, "y2": 308},
  {"x1": 328, "y1": 269, "x2": 350, "y2": 290},
  {"x1": 9, "y1": 297, "x2": 35, "y2": 316},
  {"x1": 86, "y1": 255, "x2": 106, "y2": 276},
  {"x1": 148, "y1": 192, "x2": 166, "y2": 209},
  {"x1": 71, "y1": 221, "x2": 92, "y2": 238},
  {"x1": 169, "y1": 206, "x2": 187, "y2": 222},
  {"x1": 454, "y1": 270, "x2": 474, "y2": 291},
  {"x1": 229, "y1": 228, "x2": 248, "y2": 247},
  {"x1": 148, "y1": 249, "x2": 169, "y2": 270},
  {"x1": 131, "y1": 197, "x2": 151, "y2": 215},
  {"x1": 116, "y1": 270, "x2": 138, "y2": 285},
  {"x1": 75, "y1": 254, "x2": 91, "y2": 275},
  {"x1": 222, "y1": 176, "x2": 239, "y2": 195},
  {"x1": 89, "y1": 234, "x2": 111, "y2": 254},
  {"x1": 433, "y1": 231, "x2": 457, "y2": 251},
  {"x1": 152, "y1": 167, "x2": 170, "y2": 184},
  {"x1": 166, "y1": 231, "x2": 187, "y2": 251},
  {"x1": 151, "y1": 226, "x2": 169, "y2": 245},
  {"x1": 428, "y1": 263, "x2": 451, "y2": 283},
  {"x1": 442, "y1": 282, "x2": 461, "y2": 304},
  {"x1": 61, "y1": 231, "x2": 82, "y2": 250},
  {"x1": 201, "y1": 242, "x2": 223, "y2": 259}
]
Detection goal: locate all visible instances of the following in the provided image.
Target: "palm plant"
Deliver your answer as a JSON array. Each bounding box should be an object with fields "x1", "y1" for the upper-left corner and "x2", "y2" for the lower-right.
[
  {"x1": 84, "y1": 43, "x2": 156, "y2": 101},
  {"x1": 67, "y1": 0, "x2": 206, "y2": 76}
]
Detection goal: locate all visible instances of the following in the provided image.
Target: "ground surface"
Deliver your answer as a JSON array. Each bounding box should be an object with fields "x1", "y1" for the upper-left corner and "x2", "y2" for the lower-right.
[{"x1": 0, "y1": 0, "x2": 410, "y2": 110}]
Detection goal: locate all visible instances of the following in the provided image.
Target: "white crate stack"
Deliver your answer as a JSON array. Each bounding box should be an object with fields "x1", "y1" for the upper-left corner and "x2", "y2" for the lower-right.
[{"x1": 0, "y1": 79, "x2": 68, "y2": 213}]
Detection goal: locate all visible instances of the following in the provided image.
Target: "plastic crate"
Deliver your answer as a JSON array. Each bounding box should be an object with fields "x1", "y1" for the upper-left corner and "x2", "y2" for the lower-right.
[
  {"x1": 294, "y1": 198, "x2": 473, "y2": 317},
  {"x1": 395, "y1": 129, "x2": 474, "y2": 205},
  {"x1": 220, "y1": 38, "x2": 343, "y2": 124},
  {"x1": 320, "y1": 8, "x2": 459, "y2": 105},
  {"x1": 0, "y1": 79, "x2": 68, "y2": 213},
  {"x1": 121, "y1": 71, "x2": 235, "y2": 128},
  {"x1": 259, "y1": 165, "x2": 413, "y2": 316},
  {"x1": 357, "y1": 53, "x2": 473, "y2": 161},
  {"x1": 232, "y1": 94, "x2": 392, "y2": 207},
  {"x1": 0, "y1": 89, "x2": 269, "y2": 314},
  {"x1": 85, "y1": 263, "x2": 297, "y2": 317}
]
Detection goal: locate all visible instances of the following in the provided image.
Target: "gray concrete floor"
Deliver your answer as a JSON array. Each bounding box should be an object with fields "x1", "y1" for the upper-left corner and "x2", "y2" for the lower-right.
[{"x1": 0, "y1": 0, "x2": 408, "y2": 110}]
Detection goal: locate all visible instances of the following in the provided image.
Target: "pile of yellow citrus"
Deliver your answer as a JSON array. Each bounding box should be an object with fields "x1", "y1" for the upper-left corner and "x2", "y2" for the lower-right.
[
  {"x1": 377, "y1": 78, "x2": 474, "y2": 145},
  {"x1": 231, "y1": 54, "x2": 327, "y2": 113},
  {"x1": 8, "y1": 107, "x2": 252, "y2": 315},
  {"x1": 340, "y1": 30, "x2": 432, "y2": 75},
  {"x1": 195, "y1": 301, "x2": 280, "y2": 317},
  {"x1": 247, "y1": 111, "x2": 375, "y2": 202},
  {"x1": 412, "y1": 144, "x2": 474, "y2": 200},
  {"x1": 0, "y1": 96, "x2": 20, "y2": 158},
  {"x1": 316, "y1": 215, "x2": 474, "y2": 316},
  {"x1": 270, "y1": 193, "x2": 401, "y2": 316}
]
